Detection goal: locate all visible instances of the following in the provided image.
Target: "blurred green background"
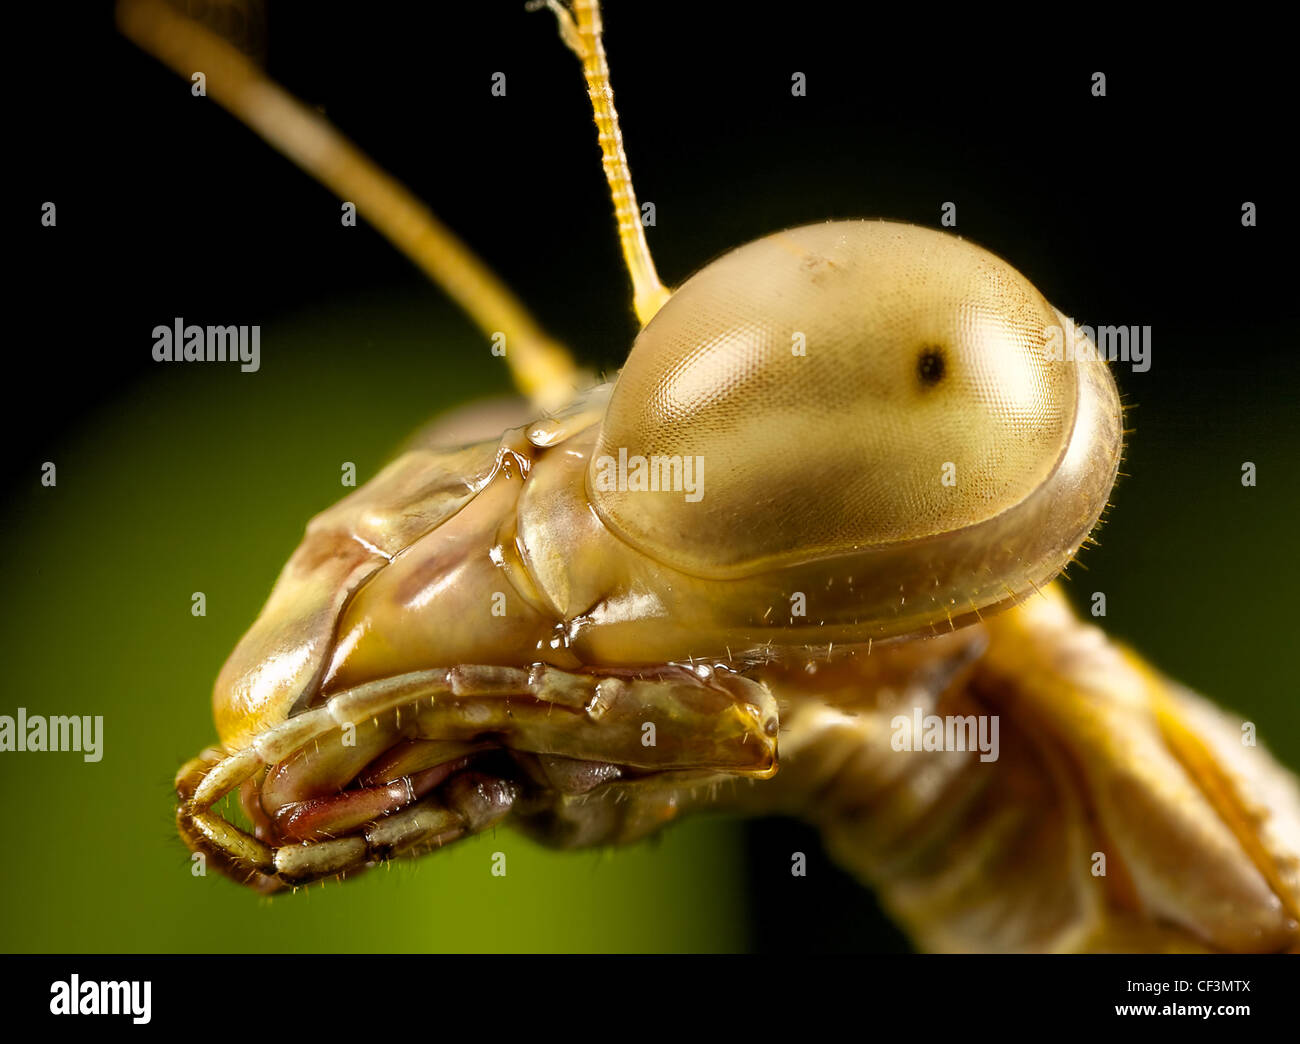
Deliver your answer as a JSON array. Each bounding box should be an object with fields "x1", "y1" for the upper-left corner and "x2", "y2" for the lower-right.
[
  {"x1": 2, "y1": 294, "x2": 1294, "y2": 953},
  {"x1": 7, "y1": 3, "x2": 1294, "y2": 952},
  {"x1": 0, "y1": 298, "x2": 751, "y2": 952}
]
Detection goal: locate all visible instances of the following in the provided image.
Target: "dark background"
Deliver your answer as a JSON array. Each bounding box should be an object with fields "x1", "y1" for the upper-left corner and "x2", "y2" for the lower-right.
[
  {"x1": 19, "y1": 4, "x2": 1294, "y2": 438},
  {"x1": 7, "y1": 2, "x2": 1295, "y2": 952}
]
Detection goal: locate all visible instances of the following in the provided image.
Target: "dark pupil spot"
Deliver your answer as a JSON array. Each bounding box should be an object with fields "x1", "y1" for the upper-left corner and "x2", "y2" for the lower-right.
[{"x1": 917, "y1": 346, "x2": 945, "y2": 387}]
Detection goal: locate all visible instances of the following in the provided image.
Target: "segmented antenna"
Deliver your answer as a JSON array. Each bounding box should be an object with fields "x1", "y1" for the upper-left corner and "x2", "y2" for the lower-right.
[{"x1": 538, "y1": 0, "x2": 672, "y2": 326}]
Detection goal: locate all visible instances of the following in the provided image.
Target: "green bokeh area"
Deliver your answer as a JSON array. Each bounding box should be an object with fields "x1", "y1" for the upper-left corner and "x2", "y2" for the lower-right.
[{"x1": 0, "y1": 298, "x2": 748, "y2": 953}]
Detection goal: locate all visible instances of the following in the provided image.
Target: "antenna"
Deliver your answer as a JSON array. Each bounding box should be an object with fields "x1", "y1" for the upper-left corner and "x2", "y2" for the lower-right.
[
  {"x1": 539, "y1": 0, "x2": 672, "y2": 326},
  {"x1": 118, "y1": 0, "x2": 582, "y2": 410}
]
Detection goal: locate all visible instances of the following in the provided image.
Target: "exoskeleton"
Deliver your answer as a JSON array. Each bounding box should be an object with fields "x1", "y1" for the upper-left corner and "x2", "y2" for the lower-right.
[{"x1": 123, "y1": 0, "x2": 1300, "y2": 952}]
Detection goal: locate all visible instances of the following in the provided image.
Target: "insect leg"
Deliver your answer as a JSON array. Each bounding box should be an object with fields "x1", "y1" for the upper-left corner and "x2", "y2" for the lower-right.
[
  {"x1": 176, "y1": 672, "x2": 460, "y2": 889},
  {"x1": 740, "y1": 588, "x2": 1300, "y2": 953},
  {"x1": 176, "y1": 664, "x2": 776, "y2": 889}
]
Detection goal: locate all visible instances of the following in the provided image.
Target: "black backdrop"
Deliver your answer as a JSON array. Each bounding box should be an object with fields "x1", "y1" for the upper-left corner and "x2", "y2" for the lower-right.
[{"x1": 19, "y1": 4, "x2": 1293, "y2": 464}]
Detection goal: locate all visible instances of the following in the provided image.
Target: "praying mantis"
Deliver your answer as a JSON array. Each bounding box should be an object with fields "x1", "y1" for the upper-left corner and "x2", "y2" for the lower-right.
[{"x1": 117, "y1": 0, "x2": 1300, "y2": 952}]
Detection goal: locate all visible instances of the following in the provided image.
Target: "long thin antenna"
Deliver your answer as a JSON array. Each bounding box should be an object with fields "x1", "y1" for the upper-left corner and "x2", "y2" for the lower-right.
[
  {"x1": 541, "y1": 0, "x2": 671, "y2": 326},
  {"x1": 117, "y1": 0, "x2": 581, "y2": 410}
]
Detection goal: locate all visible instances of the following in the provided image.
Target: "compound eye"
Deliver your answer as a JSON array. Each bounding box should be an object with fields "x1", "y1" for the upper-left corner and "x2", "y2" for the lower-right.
[{"x1": 588, "y1": 221, "x2": 1081, "y2": 579}]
